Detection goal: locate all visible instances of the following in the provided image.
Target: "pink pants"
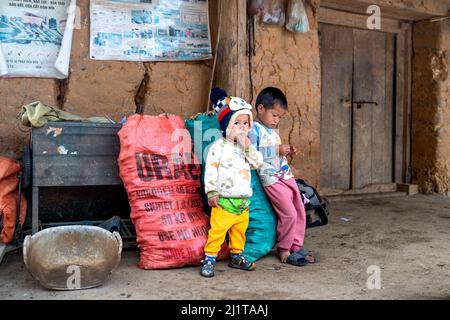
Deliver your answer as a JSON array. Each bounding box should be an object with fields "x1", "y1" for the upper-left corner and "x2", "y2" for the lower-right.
[{"x1": 264, "y1": 178, "x2": 306, "y2": 252}]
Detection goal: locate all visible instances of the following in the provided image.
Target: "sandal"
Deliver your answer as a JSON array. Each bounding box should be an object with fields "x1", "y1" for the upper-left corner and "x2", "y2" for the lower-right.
[
  {"x1": 290, "y1": 248, "x2": 316, "y2": 265},
  {"x1": 286, "y1": 253, "x2": 308, "y2": 266},
  {"x1": 228, "y1": 254, "x2": 256, "y2": 271},
  {"x1": 200, "y1": 259, "x2": 215, "y2": 277}
]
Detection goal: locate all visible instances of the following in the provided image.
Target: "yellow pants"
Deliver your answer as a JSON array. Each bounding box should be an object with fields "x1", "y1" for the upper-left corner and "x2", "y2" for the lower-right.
[{"x1": 204, "y1": 206, "x2": 249, "y2": 256}]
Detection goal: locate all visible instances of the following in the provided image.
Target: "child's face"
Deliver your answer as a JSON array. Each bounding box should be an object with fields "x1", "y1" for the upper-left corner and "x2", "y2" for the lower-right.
[
  {"x1": 256, "y1": 103, "x2": 286, "y2": 129},
  {"x1": 227, "y1": 114, "x2": 251, "y2": 140}
]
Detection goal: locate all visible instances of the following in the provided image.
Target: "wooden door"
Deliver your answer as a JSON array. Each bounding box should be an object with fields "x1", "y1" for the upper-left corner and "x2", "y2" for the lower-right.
[{"x1": 320, "y1": 24, "x2": 395, "y2": 191}]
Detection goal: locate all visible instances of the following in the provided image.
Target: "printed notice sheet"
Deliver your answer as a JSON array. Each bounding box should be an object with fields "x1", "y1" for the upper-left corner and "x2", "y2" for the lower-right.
[
  {"x1": 90, "y1": 0, "x2": 212, "y2": 62},
  {"x1": 0, "y1": 0, "x2": 76, "y2": 78}
]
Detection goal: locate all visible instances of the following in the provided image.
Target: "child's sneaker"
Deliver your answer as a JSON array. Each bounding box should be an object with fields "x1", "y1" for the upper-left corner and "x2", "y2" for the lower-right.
[
  {"x1": 200, "y1": 256, "x2": 216, "y2": 277},
  {"x1": 228, "y1": 253, "x2": 256, "y2": 271}
]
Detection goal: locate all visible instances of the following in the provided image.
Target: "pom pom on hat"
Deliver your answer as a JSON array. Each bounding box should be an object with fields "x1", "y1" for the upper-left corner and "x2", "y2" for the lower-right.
[{"x1": 210, "y1": 87, "x2": 228, "y2": 112}]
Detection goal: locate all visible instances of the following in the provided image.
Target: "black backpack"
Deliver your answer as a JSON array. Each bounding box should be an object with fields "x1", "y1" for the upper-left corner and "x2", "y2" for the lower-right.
[{"x1": 296, "y1": 179, "x2": 330, "y2": 229}]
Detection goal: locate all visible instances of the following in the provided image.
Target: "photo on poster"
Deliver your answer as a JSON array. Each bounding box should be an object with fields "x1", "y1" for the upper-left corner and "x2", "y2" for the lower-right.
[{"x1": 90, "y1": 0, "x2": 212, "y2": 62}]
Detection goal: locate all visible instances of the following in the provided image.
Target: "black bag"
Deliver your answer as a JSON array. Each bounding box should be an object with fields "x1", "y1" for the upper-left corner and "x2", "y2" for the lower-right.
[{"x1": 296, "y1": 179, "x2": 330, "y2": 228}]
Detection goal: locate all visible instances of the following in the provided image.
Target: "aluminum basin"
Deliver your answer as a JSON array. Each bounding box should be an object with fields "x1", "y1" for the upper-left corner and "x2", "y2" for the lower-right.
[{"x1": 23, "y1": 226, "x2": 122, "y2": 290}]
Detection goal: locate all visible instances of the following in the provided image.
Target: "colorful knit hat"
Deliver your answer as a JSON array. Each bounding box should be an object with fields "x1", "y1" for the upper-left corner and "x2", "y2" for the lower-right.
[{"x1": 210, "y1": 87, "x2": 253, "y2": 137}]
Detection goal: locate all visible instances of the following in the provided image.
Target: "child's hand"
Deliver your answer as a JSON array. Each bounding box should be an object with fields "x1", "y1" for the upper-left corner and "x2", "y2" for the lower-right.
[
  {"x1": 236, "y1": 134, "x2": 251, "y2": 149},
  {"x1": 279, "y1": 144, "x2": 291, "y2": 156},
  {"x1": 289, "y1": 145, "x2": 298, "y2": 156},
  {"x1": 208, "y1": 195, "x2": 219, "y2": 208}
]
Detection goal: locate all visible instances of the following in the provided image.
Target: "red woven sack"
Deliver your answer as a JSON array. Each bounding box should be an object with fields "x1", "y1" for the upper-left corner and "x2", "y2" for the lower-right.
[{"x1": 118, "y1": 114, "x2": 225, "y2": 269}]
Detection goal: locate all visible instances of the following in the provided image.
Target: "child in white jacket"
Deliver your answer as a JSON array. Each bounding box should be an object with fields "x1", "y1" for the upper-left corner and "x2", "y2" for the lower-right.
[{"x1": 200, "y1": 88, "x2": 264, "y2": 278}]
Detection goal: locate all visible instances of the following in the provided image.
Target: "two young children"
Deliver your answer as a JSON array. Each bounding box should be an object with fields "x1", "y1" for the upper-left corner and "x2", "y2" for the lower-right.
[{"x1": 200, "y1": 87, "x2": 315, "y2": 277}]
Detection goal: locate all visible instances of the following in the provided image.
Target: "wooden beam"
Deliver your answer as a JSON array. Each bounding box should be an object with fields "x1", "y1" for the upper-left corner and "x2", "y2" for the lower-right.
[
  {"x1": 320, "y1": 0, "x2": 449, "y2": 21},
  {"x1": 394, "y1": 31, "x2": 405, "y2": 183},
  {"x1": 212, "y1": 0, "x2": 249, "y2": 100},
  {"x1": 318, "y1": 7, "x2": 403, "y2": 34},
  {"x1": 236, "y1": 0, "x2": 248, "y2": 99}
]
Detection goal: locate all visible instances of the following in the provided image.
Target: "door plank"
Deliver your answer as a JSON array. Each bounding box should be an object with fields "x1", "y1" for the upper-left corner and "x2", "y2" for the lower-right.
[
  {"x1": 319, "y1": 24, "x2": 353, "y2": 190},
  {"x1": 386, "y1": 34, "x2": 396, "y2": 183},
  {"x1": 403, "y1": 24, "x2": 413, "y2": 183},
  {"x1": 395, "y1": 31, "x2": 406, "y2": 183},
  {"x1": 352, "y1": 29, "x2": 394, "y2": 189}
]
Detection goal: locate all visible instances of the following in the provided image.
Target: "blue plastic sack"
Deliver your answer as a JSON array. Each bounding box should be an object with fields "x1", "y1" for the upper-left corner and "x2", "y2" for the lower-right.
[
  {"x1": 243, "y1": 170, "x2": 278, "y2": 262},
  {"x1": 185, "y1": 113, "x2": 277, "y2": 262},
  {"x1": 185, "y1": 113, "x2": 220, "y2": 214}
]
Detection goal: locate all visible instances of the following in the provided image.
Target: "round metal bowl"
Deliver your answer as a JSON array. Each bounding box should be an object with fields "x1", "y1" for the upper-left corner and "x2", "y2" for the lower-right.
[{"x1": 23, "y1": 226, "x2": 122, "y2": 290}]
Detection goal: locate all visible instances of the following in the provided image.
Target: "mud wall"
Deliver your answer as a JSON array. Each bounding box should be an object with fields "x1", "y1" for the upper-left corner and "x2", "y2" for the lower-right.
[
  {"x1": 250, "y1": 4, "x2": 322, "y2": 186},
  {"x1": 412, "y1": 20, "x2": 450, "y2": 194},
  {"x1": 0, "y1": 0, "x2": 216, "y2": 159}
]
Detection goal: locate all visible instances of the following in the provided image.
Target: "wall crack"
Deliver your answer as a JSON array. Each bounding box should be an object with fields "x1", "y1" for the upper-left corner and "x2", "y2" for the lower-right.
[{"x1": 134, "y1": 62, "x2": 151, "y2": 113}]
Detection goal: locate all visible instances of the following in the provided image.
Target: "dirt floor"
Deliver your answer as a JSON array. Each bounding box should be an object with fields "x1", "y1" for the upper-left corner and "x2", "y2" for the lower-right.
[{"x1": 1, "y1": 194, "x2": 449, "y2": 300}]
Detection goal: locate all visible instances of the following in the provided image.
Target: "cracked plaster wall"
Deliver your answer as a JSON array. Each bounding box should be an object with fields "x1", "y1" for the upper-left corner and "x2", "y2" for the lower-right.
[
  {"x1": 250, "y1": 3, "x2": 321, "y2": 187},
  {"x1": 0, "y1": 0, "x2": 215, "y2": 159},
  {"x1": 412, "y1": 19, "x2": 450, "y2": 194}
]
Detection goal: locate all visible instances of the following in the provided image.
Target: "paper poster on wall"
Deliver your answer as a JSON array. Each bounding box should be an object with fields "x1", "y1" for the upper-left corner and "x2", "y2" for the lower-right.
[
  {"x1": 0, "y1": 0, "x2": 76, "y2": 78},
  {"x1": 90, "y1": 0, "x2": 212, "y2": 62}
]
